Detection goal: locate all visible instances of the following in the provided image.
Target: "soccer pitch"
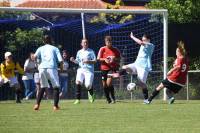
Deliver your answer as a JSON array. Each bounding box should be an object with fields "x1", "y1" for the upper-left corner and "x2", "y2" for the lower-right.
[{"x1": 0, "y1": 100, "x2": 200, "y2": 133}]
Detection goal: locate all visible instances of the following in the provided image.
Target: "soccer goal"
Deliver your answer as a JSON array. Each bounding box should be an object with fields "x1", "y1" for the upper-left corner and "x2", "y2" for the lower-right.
[{"x1": 0, "y1": 7, "x2": 168, "y2": 100}]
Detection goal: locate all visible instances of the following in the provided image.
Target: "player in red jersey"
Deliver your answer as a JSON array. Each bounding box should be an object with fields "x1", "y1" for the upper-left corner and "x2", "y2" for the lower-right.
[
  {"x1": 97, "y1": 36, "x2": 121, "y2": 104},
  {"x1": 145, "y1": 41, "x2": 189, "y2": 104}
]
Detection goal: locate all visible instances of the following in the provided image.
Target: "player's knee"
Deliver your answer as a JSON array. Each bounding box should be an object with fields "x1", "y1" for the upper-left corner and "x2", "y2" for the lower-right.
[
  {"x1": 122, "y1": 65, "x2": 128, "y2": 69},
  {"x1": 76, "y1": 81, "x2": 82, "y2": 85},
  {"x1": 85, "y1": 84, "x2": 92, "y2": 90},
  {"x1": 137, "y1": 80, "x2": 146, "y2": 88}
]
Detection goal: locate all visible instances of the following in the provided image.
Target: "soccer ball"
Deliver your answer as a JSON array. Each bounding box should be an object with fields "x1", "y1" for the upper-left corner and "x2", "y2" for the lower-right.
[{"x1": 127, "y1": 83, "x2": 136, "y2": 91}]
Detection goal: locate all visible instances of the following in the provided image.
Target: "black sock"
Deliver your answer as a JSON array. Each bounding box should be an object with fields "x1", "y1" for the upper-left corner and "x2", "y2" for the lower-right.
[
  {"x1": 88, "y1": 87, "x2": 93, "y2": 96},
  {"x1": 109, "y1": 85, "x2": 115, "y2": 101},
  {"x1": 148, "y1": 89, "x2": 160, "y2": 102},
  {"x1": 119, "y1": 69, "x2": 127, "y2": 76},
  {"x1": 76, "y1": 84, "x2": 81, "y2": 100},
  {"x1": 103, "y1": 86, "x2": 111, "y2": 103},
  {"x1": 166, "y1": 89, "x2": 173, "y2": 99},
  {"x1": 36, "y1": 87, "x2": 45, "y2": 105},
  {"x1": 15, "y1": 88, "x2": 21, "y2": 102},
  {"x1": 142, "y1": 88, "x2": 148, "y2": 100},
  {"x1": 53, "y1": 88, "x2": 59, "y2": 107}
]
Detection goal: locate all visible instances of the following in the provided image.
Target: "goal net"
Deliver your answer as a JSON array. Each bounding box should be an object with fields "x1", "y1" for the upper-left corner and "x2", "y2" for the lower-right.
[{"x1": 0, "y1": 8, "x2": 168, "y2": 100}]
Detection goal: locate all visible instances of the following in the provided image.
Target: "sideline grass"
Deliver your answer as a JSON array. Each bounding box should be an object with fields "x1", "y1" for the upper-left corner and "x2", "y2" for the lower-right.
[{"x1": 0, "y1": 100, "x2": 200, "y2": 133}]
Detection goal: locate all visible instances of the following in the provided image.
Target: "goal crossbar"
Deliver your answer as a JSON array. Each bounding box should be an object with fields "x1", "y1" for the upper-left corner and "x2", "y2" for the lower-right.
[{"x1": 0, "y1": 7, "x2": 167, "y2": 14}]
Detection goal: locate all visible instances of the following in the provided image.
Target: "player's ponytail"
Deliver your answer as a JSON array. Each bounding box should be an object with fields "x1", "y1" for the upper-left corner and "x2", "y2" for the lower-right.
[{"x1": 177, "y1": 41, "x2": 186, "y2": 57}]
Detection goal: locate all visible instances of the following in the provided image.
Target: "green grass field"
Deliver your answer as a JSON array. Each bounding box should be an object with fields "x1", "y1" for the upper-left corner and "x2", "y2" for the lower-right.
[{"x1": 0, "y1": 100, "x2": 200, "y2": 133}]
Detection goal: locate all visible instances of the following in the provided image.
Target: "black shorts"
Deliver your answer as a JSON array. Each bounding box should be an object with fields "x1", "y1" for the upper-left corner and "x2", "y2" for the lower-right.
[
  {"x1": 162, "y1": 78, "x2": 183, "y2": 93},
  {"x1": 101, "y1": 69, "x2": 117, "y2": 81}
]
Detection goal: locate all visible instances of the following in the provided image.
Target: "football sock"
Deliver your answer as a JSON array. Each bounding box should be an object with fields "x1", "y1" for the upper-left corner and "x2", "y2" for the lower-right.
[
  {"x1": 53, "y1": 87, "x2": 59, "y2": 107},
  {"x1": 36, "y1": 87, "x2": 45, "y2": 105},
  {"x1": 166, "y1": 89, "x2": 173, "y2": 99},
  {"x1": 142, "y1": 88, "x2": 148, "y2": 99},
  {"x1": 103, "y1": 86, "x2": 111, "y2": 103},
  {"x1": 76, "y1": 84, "x2": 81, "y2": 100},
  {"x1": 15, "y1": 88, "x2": 21, "y2": 102},
  {"x1": 88, "y1": 87, "x2": 93, "y2": 96},
  {"x1": 109, "y1": 85, "x2": 115, "y2": 101},
  {"x1": 148, "y1": 89, "x2": 160, "y2": 102}
]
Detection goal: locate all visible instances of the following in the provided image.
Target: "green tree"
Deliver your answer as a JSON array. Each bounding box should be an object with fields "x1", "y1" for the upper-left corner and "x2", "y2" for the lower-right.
[
  {"x1": 4, "y1": 28, "x2": 43, "y2": 52},
  {"x1": 90, "y1": 0, "x2": 133, "y2": 24},
  {"x1": 147, "y1": 0, "x2": 200, "y2": 23}
]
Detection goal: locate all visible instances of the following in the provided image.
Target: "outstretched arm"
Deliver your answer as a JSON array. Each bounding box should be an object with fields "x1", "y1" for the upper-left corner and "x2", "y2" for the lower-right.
[{"x1": 130, "y1": 32, "x2": 144, "y2": 45}]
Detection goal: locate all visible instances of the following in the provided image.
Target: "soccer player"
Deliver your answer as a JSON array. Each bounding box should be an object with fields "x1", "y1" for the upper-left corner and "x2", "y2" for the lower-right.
[
  {"x1": 97, "y1": 36, "x2": 121, "y2": 104},
  {"x1": 1, "y1": 52, "x2": 24, "y2": 103},
  {"x1": 33, "y1": 35, "x2": 63, "y2": 111},
  {"x1": 146, "y1": 41, "x2": 189, "y2": 104},
  {"x1": 70, "y1": 38, "x2": 96, "y2": 104},
  {"x1": 109, "y1": 32, "x2": 154, "y2": 103}
]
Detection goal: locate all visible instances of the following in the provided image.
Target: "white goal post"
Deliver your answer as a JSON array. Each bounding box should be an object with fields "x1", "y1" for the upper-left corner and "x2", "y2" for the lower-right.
[{"x1": 0, "y1": 7, "x2": 168, "y2": 100}]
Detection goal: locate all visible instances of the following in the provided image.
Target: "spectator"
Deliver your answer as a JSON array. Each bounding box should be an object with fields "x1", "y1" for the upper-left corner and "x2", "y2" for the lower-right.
[
  {"x1": 59, "y1": 50, "x2": 70, "y2": 98},
  {"x1": 22, "y1": 52, "x2": 37, "y2": 100}
]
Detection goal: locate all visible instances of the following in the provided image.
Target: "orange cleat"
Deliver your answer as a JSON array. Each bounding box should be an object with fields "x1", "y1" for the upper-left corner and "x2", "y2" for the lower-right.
[
  {"x1": 33, "y1": 104, "x2": 40, "y2": 111},
  {"x1": 53, "y1": 106, "x2": 60, "y2": 111}
]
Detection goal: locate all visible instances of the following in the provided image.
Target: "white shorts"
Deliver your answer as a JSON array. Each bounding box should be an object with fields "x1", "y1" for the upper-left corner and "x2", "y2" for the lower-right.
[
  {"x1": 126, "y1": 63, "x2": 149, "y2": 83},
  {"x1": 39, "y1": 68, "x2": 60, "y2": 88},
  {"x1": 3, "y1": 77, "x2": 19, "y2": 87},
  {"x1": 76, "y1": 68, "x2": 94, "y2": 89},
  {"x1": 34, "y1": 73, "x2": 40, "y2": 84}
]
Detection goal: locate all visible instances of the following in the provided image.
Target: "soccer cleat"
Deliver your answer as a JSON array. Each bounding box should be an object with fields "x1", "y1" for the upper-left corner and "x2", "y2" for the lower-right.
[
  {"x1": 88, "y1": 92, "x2": 95, "y2": 103},
  {"x1": 107, "y1": 73, "x2": 120, "y2": 78},
  {"x1": 59, "y1": 92, "x2": 63, "y2": 98},
  {"x1": 33, "y1": 104, "x2": 40, "y2": 110},
  {"x1": 106, "y1": 99, "x2": 112, "y2": 104},
  {"x1": 73, "y1": 99, "x2": 80, "y2": 104},
  {"x1": 24, "y1": 96, "x2": 29, "y2": 100},
  {"x1": 111, "y1": 100, "x2": 116, "y2": 104},
  {"x1": 16, "y1": 100, "x2": 21, "y2": 103},
  {"x1": 168, "y1": 97, "x2": 175, "y2": 104},
  {"x1": 53, "y1": 106, "x2": 60, "y2": 111},
  {"x1": 143, "y1": 99, "x2": 150, "y2": 104}
]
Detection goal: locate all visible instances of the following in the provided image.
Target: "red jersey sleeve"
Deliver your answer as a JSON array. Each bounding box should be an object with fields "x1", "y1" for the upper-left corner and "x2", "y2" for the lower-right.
[{"x1": 97, "y1": 47, "x2": 104, "y2": 59}]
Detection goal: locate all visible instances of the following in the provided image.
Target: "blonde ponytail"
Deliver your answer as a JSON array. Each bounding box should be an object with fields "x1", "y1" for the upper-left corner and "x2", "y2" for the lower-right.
[{"x1": 177, "y1": 41, "x2": 186, "y2": 57}]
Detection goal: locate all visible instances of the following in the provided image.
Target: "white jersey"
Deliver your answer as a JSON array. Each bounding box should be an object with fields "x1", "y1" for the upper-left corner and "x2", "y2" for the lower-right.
[
  {"x1": 134, "y1": 42, "x2": 154, "y2": 71},
  {"x1": 75, "y1": 48, "x2": 96, "y2": 72}
]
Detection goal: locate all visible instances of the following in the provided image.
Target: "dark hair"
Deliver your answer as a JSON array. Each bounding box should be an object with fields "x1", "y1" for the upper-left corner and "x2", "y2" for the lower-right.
[
  {"x1": 143, "y1": 34, "x2": 151, "y2": 40},
  {"x1": 82, "y1": 38, "x2": 88, "y2": 43},
  {"x1": 29, "y1": 52, "x2": 34, "y2": 58},
  {"x1": 105, "y1": 36, "x2": 112, "y2": 42},
  {"x1": 43, "y1": 35, "x2": 52, "y2": 44},
  {"x1": 62, "y1": 50, "x2": 68, "y2": 54}
]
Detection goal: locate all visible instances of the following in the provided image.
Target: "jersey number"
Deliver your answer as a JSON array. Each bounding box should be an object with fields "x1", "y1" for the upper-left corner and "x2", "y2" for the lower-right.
[{"x1": 181, "y1": 64, "x2": 187, "y2": 72}]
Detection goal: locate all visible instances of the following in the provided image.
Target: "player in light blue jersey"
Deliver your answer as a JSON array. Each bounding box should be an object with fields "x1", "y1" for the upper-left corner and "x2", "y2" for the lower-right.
[
  {"x1": 70, "y1": 38, "x2": 96, "y2": 104},
  {"x1": 109, "y1": 32, "x2": 154, "y2": 103},
  {"x1": 33, "y1": 35, "x2": 63, "y2": 111}
]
